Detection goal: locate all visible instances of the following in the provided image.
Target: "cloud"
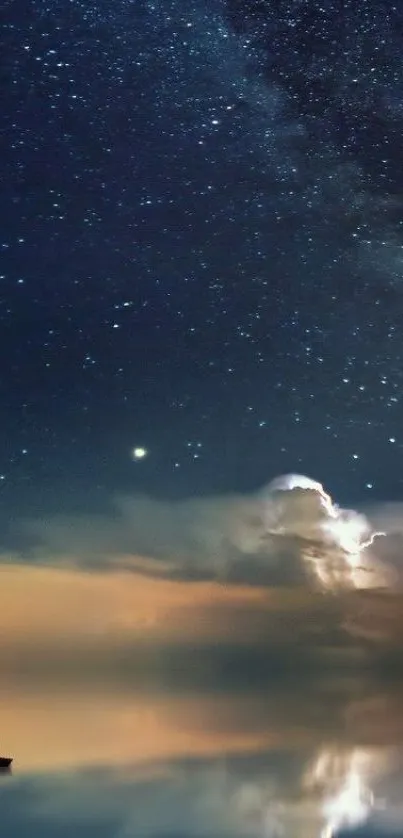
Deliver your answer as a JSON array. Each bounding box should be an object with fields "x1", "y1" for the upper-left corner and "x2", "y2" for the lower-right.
[
  {"x1": 11, "y1": 473, "x2": 398, "y2": 594},
  {"x1": 2, "y1": 473, "x2": 403, "y2": 659}
]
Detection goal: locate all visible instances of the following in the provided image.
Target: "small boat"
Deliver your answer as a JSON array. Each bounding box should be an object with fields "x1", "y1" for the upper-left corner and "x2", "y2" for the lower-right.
[{"x1": 0, "y1": 757, "x2": 12, "y2": 769}]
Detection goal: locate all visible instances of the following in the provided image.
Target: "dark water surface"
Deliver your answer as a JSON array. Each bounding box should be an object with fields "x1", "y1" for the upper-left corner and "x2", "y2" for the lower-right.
[{"x1": 1, "y1": 674, "x2": 403, "y2": 837}]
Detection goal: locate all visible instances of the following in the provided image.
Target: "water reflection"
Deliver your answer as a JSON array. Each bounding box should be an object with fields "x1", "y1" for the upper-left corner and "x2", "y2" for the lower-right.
[
  {"x1": 305, "y1": 748, "x2": 386, "y2": 836},
  {"x1": 1, "y1": 676, "x2": 403, "y2": 837}
]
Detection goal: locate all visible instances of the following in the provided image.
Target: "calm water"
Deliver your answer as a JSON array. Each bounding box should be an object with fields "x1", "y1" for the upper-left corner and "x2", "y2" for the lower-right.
[{"x1": 1, "y1": 675, "x2": 403, "y2": 837}]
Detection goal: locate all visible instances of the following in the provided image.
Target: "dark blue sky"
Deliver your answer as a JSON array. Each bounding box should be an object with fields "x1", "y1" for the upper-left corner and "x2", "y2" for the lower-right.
[{"x1": 2, "y1": 0, "x2": 403, "y2": 519}]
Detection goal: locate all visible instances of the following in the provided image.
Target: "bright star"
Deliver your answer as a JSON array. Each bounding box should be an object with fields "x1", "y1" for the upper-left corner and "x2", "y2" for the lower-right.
[{"x1": 132, "y1": 447, "x2": 148, "y2": 460}]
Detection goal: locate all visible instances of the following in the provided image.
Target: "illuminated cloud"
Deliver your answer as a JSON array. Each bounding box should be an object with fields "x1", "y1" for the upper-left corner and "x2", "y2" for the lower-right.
[
  {"x1": 2, "y1": 475, "x2": 402, "y2": 659},
  {"x1": 16, "y1": 473, "x2": 396, "y2": 594}
]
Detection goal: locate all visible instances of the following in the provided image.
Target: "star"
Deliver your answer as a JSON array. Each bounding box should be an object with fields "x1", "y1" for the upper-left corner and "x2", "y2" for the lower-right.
[{"x1": 132, "y1": 447, "x2": 148, "y2": 461}]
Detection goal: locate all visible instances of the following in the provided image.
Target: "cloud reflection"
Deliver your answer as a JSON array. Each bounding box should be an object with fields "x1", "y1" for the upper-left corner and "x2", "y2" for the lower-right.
[{"x1": 1, "y1": 679, "x2": 403, "y2": 838}]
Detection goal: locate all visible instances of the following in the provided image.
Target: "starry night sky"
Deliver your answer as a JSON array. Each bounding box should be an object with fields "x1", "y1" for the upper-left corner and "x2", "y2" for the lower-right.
[{"x1": 2, "y1": 0, "x2": 403, "y2": 519}]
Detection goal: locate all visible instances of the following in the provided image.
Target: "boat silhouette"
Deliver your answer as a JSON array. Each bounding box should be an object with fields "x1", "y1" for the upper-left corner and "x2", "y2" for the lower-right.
[{"x1": 0, "y1": 757, "x2": 12, "y2": 769}]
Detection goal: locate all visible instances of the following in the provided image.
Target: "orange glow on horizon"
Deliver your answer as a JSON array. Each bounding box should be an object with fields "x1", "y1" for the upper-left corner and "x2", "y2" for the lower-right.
[{"x1": 0, "y1": 560, "x2": 278, "y2": 646}]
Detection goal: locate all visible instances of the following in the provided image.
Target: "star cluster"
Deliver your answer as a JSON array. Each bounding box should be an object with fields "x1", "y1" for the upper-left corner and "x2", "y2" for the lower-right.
[{"x1": 2, "y1": 0, "x2": 403, "y2": 516}]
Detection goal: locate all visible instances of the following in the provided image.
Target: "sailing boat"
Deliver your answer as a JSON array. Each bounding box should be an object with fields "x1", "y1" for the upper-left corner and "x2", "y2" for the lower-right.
[{"x1": 0, "y1": 757, "x2": 12, "y2": 769}]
